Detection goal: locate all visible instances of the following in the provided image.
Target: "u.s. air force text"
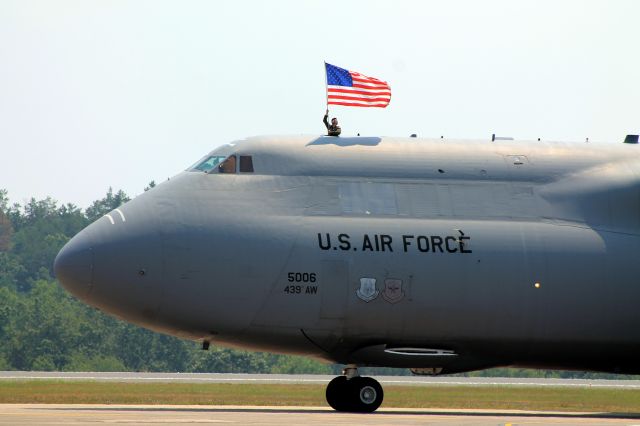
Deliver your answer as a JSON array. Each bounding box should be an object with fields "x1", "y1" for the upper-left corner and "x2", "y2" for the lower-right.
[{"x1": 317, "y1": 232, "x2": 472, "y2": 254}]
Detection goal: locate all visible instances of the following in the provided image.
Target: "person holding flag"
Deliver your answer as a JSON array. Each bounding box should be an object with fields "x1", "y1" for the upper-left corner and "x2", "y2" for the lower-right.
[
  {"x1": 323, "y1": 62, "x2": 391, "y2": 136},
  {"x1": 323, "y1": 109, "x2": 341, "y2": 136}
]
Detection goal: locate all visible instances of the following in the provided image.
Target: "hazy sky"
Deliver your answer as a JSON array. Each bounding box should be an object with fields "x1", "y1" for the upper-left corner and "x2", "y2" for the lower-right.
[{"x1": 1, "y1": 1, "x2": 639, "y2": 208}]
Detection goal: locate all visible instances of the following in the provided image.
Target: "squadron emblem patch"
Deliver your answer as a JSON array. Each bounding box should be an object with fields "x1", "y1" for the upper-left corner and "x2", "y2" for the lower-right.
[
  {"x1": 382, "y1": 278, "x2": 404, "y2": 304},
  {"x1": 356, "y1": 278, "x2": 379, "y2": 302}
]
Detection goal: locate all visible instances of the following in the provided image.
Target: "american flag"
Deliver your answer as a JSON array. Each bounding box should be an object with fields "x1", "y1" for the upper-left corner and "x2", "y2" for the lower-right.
[{"x1": 325, "y1": 62, "x2": 391, "y2": 108}]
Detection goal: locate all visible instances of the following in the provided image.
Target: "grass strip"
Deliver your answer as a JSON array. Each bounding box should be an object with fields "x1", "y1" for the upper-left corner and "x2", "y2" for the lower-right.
[{"x1": 0, "y1": 381, "x2": 639, "y2": 413}]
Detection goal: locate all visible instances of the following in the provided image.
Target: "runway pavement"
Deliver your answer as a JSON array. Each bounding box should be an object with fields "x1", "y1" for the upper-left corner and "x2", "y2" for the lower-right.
[
  {"x1": 2, "y1": 373, "x2": 640, "y2": 424},
  {"x1": 2, "y1": 371, "x2": 640, "y2": 388},
  {"x1": 1, "y1": 404, "x2": 640, "y2": 426}
]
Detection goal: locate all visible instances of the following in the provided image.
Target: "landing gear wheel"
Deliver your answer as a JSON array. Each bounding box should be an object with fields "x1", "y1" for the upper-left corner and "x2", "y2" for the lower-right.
[
  {"x1": 325, "y1": 375, "x2": 384, "y2": 413},
  {"x1": 326, "y1": 376, "x2": 349, "y2": 411},
  {"x1": 350, "y1": 376, "x2": 383, "y2": 413}
]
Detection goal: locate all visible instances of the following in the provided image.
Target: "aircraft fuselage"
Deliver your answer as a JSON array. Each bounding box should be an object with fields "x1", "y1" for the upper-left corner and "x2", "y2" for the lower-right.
[{"x1": 55, "y1": 135, "x2": 640, "y2": 378}]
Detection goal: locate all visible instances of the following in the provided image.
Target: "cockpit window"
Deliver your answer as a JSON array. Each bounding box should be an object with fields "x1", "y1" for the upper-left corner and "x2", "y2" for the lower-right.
[
  {"x1": 218, "y1": 155, "x2": 237, "y2": 173},
  {"x1": 239, "y1": 156, "x2": 254, "y2": 173},
  {"x1": 189, "y1": 152, "x2": 253, "y2": 175},
  {"x1": 192, "y1": 156, "x2": 226, "y2": 172}
]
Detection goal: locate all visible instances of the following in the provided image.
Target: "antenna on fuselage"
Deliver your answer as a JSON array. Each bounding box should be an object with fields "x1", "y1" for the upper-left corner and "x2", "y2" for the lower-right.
[{"x1": 491, "y1": 134, "x2": 514, "y2": 142}]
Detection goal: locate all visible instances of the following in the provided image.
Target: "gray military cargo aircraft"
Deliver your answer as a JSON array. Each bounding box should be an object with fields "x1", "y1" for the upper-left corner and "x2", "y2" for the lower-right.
[{"x1": 55, "y1": 134, "x2": 640, "y2": 412}]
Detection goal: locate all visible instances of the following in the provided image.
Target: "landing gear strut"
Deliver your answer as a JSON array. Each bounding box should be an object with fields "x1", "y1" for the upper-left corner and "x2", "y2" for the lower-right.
[{"x1": 325, "y1": 365, "x2": 384, "y2": 413}]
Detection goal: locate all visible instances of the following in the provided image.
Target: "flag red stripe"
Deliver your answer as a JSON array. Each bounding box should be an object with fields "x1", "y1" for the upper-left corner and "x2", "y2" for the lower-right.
[
  {"x1": 351, "y1": 75, "x2": 387, "y2": 84},
  {"x1": 329, "y1": 89, "x2": 391, "y2": 97},
  {"x1": 352, "y1": 74, "x2": 385, "y2": 82},
  {"x1": 352, "y1": 83, "x2": 390, "y2": 91},
  {"x1": 328, "y1": 81, "x2": 390, "y2": 91},
  {"x1": 328, "y1": 90, "x2": 391, "y2": 99},
  {"x1": 328, "y1": 101, "x2": 389, "y2": 107},
  {"x1": 352, "y1": 75, "x2": 388, "y2": 84},
  {"x1": 328, "y1": 88, "x2": 391, "y2": 97},
  {"x1": 328, "y1": 95, "x2": 391, "y2": 102},
  {"x1": 350, "y1": 72, "x2": 384, "y2": 81},
  {"x1": 328, "y1": 96, "x2": 391, "y2": 104}
]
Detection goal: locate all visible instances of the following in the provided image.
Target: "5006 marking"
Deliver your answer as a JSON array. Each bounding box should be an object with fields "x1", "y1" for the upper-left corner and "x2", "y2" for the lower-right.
[
  {"x1": 284, "y1": 272, "x2": 318, "y2": 295},
  {"x1": 287, "y1": 272, "x2": 317, "y2": 283}
]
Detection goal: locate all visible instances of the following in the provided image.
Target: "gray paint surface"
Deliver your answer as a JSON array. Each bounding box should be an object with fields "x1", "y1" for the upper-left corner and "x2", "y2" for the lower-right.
[{"x1": 55, "y1": 135, "x2": 640, "y2": 375}]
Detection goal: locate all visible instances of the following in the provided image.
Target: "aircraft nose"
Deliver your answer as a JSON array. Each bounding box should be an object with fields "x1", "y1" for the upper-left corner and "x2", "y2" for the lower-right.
[{"x1": 54, "y1": 229, "x2": 93, "y2": 301}]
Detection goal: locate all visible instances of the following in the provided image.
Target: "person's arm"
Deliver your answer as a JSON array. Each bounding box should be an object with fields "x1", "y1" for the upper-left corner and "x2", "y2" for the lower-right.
[{"x1": 323, "y1": 110, "x2": 329, "y2": 130}]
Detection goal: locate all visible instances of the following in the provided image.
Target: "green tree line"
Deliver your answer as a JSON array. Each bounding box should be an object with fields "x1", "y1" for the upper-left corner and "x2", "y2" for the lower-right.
[{"x1": 0, "y1": 187, "x2": 633, "y2": 378}]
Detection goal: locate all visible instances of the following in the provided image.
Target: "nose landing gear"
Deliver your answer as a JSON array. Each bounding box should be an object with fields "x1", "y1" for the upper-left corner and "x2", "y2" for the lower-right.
[{"x1": 325, "y1": 365, "x2": 384, "y2": 413}]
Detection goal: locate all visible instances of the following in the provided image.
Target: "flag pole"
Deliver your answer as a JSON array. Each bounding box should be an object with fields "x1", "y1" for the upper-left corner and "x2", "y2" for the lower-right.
[{"x1": 324, "y1": 61, "x2": 328, "y2": 113}]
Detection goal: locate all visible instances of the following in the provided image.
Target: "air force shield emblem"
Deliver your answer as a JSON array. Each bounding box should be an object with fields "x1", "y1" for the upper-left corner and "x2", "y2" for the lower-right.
[
  {"x1": 356, "y1": 278, "x2": 379, "y2": 302},
  {"x1": 382, "y1": 278, "x2": 404, "y2": 304}
]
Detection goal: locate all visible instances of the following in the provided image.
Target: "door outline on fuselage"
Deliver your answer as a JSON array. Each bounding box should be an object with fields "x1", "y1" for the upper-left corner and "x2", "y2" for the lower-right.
[
  {"x1": 319, "y1": 259, "x2": 349, "y2": 320},
  {"x1": 299, "y1": 259, "x2": 350, "y2": 359}
]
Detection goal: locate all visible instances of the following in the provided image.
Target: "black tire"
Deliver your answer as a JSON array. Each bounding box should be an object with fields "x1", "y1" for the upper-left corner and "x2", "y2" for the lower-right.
[
  {"x1": 349, "y1": 376, "x2": 383, "y2": 413},
  {"x1": 326, "y1": 376, "x2": 350, "y2": 411}
]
